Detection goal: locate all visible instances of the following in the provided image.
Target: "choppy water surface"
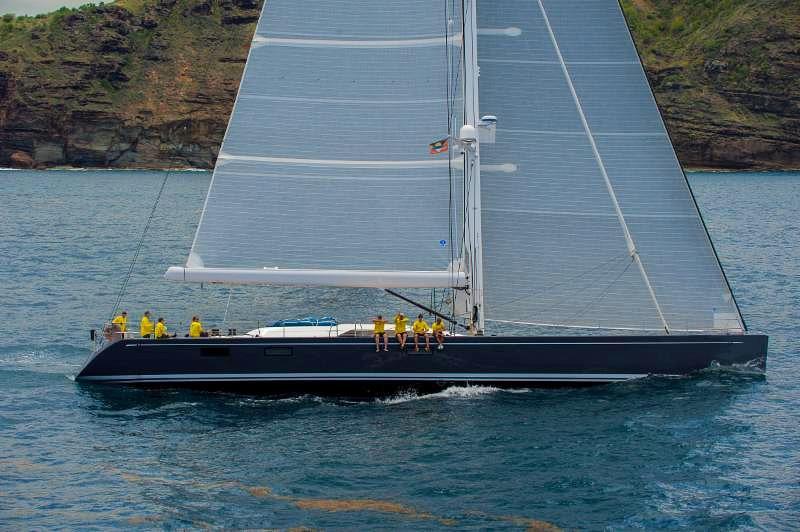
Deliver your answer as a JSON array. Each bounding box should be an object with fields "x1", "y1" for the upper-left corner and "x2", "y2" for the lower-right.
[{"x1": 1, "y1": 170, "x2": 798, "y2": 530}]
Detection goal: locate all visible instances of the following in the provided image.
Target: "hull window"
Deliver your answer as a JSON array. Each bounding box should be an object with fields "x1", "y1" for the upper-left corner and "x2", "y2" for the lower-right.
[
  {"x1": 264, "y1": 347, "x2": 293, "y2": 357},
  {"x1": 201, "y1": 347, "x2": 230, "y2": 357}
]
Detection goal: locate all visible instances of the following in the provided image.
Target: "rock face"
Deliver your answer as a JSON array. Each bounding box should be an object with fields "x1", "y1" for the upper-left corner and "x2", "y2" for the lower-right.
[
  {"x1": 0, "y1": 1, "x2": 258, "y2": 169},
  {"x1": 0, "y1": 0, "x2": 798, "y2": 170},
  {"x1": 622, "y1": 0, "x2": 800, "y2": 170}
]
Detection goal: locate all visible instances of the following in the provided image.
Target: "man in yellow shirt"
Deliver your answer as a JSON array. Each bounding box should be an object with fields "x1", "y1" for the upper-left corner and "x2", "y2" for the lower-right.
[
  {"x1": 111, "y1": 311, "x2": 127, "y2": 333},
  {"x1": 140, "y1": 311, "x2": 154, "y2": 338},
  {"x1": 189, "y1": 316, "x2": 205, "y2": 338},
  {"x1": 372, "y1": 314, "x2": 389, "y2": 352},
  {"x1": 431, "y1": 317, "x2": 446, "y2": 351},
  {"x1": 394, "y1": 312, "x2": 409, "y2": 352},
  {"x1": 412, "y1": 314, "x2": 431, "y2": 352},
  {"x1": 155, "y1": 317, "x2": 174, "y2": 339}
]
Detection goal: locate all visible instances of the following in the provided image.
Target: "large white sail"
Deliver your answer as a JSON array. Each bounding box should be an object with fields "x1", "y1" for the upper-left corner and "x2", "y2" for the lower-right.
[
  {"x1": 170, "y1": 0, "x2": 465, "y2": 288},
  {"x1": 477, "y1": 0, "x2": 744, "y2": 332}
]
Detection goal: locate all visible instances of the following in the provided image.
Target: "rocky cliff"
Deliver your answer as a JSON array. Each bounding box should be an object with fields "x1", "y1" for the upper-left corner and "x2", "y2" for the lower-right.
[
  {"x1": 0, "y1": 0, "x2": 798, "y2": 170},
  {"x1": 623, "y1": 0, "x2": 800, "y2": 170}
]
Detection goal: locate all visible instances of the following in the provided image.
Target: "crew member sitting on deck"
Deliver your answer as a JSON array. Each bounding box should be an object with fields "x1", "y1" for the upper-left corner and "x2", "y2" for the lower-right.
[
  {"x1": 412, "y1": 314, "x2": 431, "y2": 352},
  {"x1": 188, "y1": 316, "x2": 206, "y2": 338},
  {"x1": 155, "y1": 317, "x2": 174, "y2": 339},
  {"x1": 394, "y1": 312, "x2": 409, "y2": 352},
  {"x1": 111, "y1": 311, "x2": 128, "y2": 333},
  {"x1": 372, "y1": 314, "x2": 389, "y2": 352},
  {"x1": 140, "y1": 311, "x2": 154, "y2": 338},
  {"x1": 432, "y1": 317, "x2": 446, "y2": 350}
]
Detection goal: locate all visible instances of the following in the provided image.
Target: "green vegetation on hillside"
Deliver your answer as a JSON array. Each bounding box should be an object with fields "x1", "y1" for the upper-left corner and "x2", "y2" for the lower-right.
[
  {"x1": 0, "y1": 0, "x2": 798, "y2": 169},
  {"x1": 621, "y1": 0, "x2": 800, "y2": 168},
  {"x1": 0, "y1": 0, "x2": 260, "y2": 167}
]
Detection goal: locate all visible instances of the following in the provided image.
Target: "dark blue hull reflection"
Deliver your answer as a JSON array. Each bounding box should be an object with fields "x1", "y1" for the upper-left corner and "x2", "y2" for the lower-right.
[{"x1": 75, "y1": 334, "x2": 768, "y2": 393}]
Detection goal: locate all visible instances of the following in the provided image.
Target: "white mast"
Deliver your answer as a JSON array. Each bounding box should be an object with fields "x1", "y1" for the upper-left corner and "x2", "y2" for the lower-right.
[{"x1": 462, "y1": 0, "x2": 485, "y2": 335}]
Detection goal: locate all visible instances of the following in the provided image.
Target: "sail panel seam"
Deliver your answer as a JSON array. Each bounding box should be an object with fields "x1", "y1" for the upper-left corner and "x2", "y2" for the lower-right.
[
  {"x1": 253, "y1": 35, "x2": 463, "y2": 48},
  {"x1": 218, "y1": 153, "x2": 451, "y2": 168},
  {"x1": 238, "y1": 94, "x2": 460, "y2": 105},
  {"x1": 480, "y1": 59, "x2": 639, "y2": 65},
  {"x1": 483, "y1": 207, "x2": 695, "y2": 219}
]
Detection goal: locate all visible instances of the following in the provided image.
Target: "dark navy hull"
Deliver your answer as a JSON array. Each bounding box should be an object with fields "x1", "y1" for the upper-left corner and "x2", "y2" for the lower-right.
[{"x1": 75, "y1": 334, "x2": 768, "y2": 392}]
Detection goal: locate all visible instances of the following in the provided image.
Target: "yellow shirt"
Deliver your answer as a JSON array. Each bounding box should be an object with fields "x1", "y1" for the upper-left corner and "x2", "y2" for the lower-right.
[
  {"x1": 112, "y1": 315, "x2": 127, "y2": 332},
  {"x1": 140, "y1": 315, "x2": 154, "y2": 337},
  {"x1": 373, "y1": 318, "x2": 386, "y2": 334},
  {"x1": 189, "y1": 321, "x2": 204, "y2": 337},
  {"x1": 432, "y1": 321, "x2": 445, "y2": 333},
  {"x1": 394, "y1": 316, "x2": 408, "y2": 333},
  {"x1": 412, "y1": 319, "x2": 429, "y2": 333},
  {"x1": 155, "y1": 322, "x2": 168, "y2": 339}
]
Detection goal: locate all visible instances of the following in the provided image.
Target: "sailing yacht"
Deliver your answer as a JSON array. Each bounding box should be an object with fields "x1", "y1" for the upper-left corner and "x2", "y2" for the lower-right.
[{"x1": 76, "y1": 0, "x2": 767, "y2": 389}]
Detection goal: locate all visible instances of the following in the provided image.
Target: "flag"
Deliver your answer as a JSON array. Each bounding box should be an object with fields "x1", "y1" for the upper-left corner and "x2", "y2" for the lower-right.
[{"x1": 429, "y1": 138, "x2": 449, "y2": 155}]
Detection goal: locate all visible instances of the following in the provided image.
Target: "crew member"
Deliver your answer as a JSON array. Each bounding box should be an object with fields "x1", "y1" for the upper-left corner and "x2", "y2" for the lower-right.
[
  {"x1": 412, "y1": 314, "x2": 431, "y2": 352},
  {"x1": 155, "y1": 317, "x2": 174, "y2": 339},
  {"x1": 111, "y1": 311, "x2": 128, "y2": 333},
  {"x1": 394, "y1": 312, "x2": 409, "y2": 352},
  {"x1": 140, "y1": 311, "x2": 154, "y2": 338},
  {"x1": 372, "y1": 314, "x2": 389, "y2": 352},
  {"x1": 189, "y1": 316, "x2": 205, "y2": 338},
  {"x1": 432, "y1": 317, "x2": 446, "y2": 350}
]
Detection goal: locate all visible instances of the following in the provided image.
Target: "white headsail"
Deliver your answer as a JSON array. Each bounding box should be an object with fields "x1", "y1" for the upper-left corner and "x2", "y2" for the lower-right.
[{"x1": 477, "y1": 0, "x2": 744, "y2": 332}]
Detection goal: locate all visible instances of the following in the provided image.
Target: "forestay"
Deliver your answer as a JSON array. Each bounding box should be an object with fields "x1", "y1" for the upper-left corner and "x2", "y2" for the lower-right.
[
  {"x1": 172, "y1": 0, "x2": 464, "y2": 288},
  {"x1": 477, "y1": 0, "x2": 744, "y2": 332}
]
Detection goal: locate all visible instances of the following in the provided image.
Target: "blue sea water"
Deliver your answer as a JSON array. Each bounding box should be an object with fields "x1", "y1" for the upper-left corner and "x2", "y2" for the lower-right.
[{"x1": 0, "y1": 169, "x2": 798, "y2": 530}]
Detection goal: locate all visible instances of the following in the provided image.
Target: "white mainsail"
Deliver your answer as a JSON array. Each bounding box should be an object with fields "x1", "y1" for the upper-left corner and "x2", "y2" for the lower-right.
[
  {"x1": 477, "y1": 0, "x2": 744, "y2": 332},
  {"x1": 168, "y1": 0, "x2": 465, "y2": 289}
]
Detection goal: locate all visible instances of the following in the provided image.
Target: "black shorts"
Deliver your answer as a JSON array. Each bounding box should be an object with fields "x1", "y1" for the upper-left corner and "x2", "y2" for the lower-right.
[{"x1": 374, "y1": 332, "x2": 386, "y2": 337}]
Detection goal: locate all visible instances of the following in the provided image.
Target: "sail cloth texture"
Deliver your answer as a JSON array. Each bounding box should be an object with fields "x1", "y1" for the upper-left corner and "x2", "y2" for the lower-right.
[
  {"x1": 185, "y1": 0, "x2": 464, "y2": 279},
  {"x1": 477, "y1": 0, "x2": 743, "y2": 332}
]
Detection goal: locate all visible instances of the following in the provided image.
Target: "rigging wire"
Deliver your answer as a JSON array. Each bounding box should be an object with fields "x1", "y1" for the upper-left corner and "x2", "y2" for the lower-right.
[
  {"x1": 222, "y1": 287, "x2": 234, "y2": 327},
  {"x1": 444, "y1": 0, "x2": 455, "y2": 318},
  {"x1": 444, "y1": 0, "x2": 465, "y2": 324},
  {"x1": 572, "y1": 256, "x2": 636, "y2": 321},
  {"x1": 496, "y1": 252, "x2": 633, "y2": 309},
  {"x1": 108, "y1": 171, "x2": 171, "y2": 323}
]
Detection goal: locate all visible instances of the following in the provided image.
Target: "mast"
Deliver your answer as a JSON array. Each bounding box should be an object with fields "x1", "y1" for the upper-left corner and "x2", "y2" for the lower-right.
[{"x1": 462, "y1": 0, "x2": 485, "y2": 334}]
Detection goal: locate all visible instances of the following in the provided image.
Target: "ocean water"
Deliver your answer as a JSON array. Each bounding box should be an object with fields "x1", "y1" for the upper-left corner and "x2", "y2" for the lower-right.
[{"x1": 0, "y1": 169, "x2": 798, "y2": 530}]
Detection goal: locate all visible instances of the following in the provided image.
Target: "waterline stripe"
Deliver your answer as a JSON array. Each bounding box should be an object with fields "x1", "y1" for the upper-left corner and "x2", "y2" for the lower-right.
[{"x1": 77, "y1": 372, "x2": 650, "y2": 383}]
